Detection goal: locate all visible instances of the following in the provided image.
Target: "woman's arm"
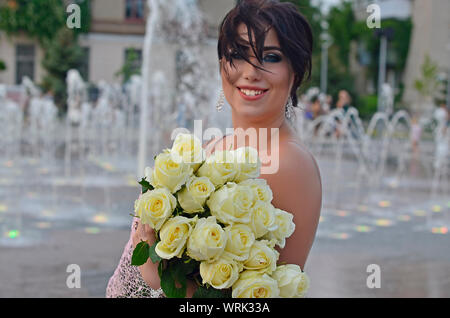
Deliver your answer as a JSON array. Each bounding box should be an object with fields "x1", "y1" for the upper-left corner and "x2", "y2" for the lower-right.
[{"x1": 264, "y1": 143, "x2": 322, "y2": 270}]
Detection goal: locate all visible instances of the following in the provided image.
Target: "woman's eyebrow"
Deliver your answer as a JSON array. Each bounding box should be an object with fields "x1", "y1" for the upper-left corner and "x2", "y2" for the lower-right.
[{"x1": 235, "y1": 42, "x2": 282, "y2": 52}]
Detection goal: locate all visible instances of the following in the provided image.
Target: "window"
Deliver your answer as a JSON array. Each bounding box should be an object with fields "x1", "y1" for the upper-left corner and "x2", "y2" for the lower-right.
[
  {"x1": 125, "y1": 0, "x2": 144, "y2": 20},
  {"x1": 15, "y1": 44, "x2": 35, "y2": 84}
]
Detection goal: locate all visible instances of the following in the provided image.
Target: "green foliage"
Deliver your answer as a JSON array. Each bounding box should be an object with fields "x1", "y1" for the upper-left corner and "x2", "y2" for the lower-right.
[
  {"x1": 115, "y1": 48, "x2": 141, "y2": 83},
  {"x1": 414, "y1": 54, "x2": 440, "y2": 98},
  {"x1": 353, "y1": 18, "x2": 412, "y2": 97},
  {"x1": 41, "y1": 28, "x2": 84, "y2": 111},
  {"x1": 131, "y1": 241, "x2": 151, "y2": 266},
  {"x1": 0, "y1": 59, "x2": 6, "y2": 71},
  {"x1": 138, "y1": 178, "x2": 154, "y2": 194},
  {"x1": 357, "y1": 94, "x2": 378, "y2": 119},
  {"x1": 160, "y1": 257, "x2": 198, "y2": 298},
  {"x1": 0, "y1": 0, "x2": 91, "y2": 111}
]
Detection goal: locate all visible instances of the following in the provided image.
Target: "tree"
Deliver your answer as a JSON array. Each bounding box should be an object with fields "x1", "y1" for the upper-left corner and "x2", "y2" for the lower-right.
[
  {"x1": 0, "y1": 0, "x2": 91, "y2": 111},
  {"x1": 115, "y1": 48, "x2": 141, "y2": 84},
  {"x1": 41, "y1": 28, "x2": 84, "y2": 110},
  {"x1": 0, "y1": 59, "x2": 6, "y2": 72}
]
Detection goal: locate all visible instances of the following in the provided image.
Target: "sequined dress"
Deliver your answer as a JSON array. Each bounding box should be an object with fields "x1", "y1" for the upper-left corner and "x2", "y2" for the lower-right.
[{"x1": 105, "y1": 219, "x2": 165, "y2": 298}]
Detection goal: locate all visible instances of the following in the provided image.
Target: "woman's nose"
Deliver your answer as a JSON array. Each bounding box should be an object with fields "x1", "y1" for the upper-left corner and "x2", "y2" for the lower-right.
[{"x1": 242, "y1": 57, "x2": 262, "y2": 81}]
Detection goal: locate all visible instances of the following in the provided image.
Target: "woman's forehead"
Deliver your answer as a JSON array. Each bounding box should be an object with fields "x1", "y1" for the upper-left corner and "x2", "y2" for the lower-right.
[{"x1": 237, "y1": 23, "x2": 279, "y2": 47}]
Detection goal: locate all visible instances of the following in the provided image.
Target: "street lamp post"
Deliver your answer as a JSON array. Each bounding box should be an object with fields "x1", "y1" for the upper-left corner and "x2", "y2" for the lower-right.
[
  {"x1": 375, "y1": 27, "x2": 394, "y2": 113},
  {"x1": 320, "y1": 21, "x2": 333, "y2": 95}
]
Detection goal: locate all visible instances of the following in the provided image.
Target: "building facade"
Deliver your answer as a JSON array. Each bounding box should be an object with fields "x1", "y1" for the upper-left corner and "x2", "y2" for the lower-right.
[{"x1": 0, "y1": 0, "x2": 235, "y2": 87}]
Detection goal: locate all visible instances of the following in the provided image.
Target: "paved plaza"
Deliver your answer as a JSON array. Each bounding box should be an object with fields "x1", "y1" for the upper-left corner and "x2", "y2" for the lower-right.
[{"x1": 0, "y1": 153, "x2": 449, "y2": 297}]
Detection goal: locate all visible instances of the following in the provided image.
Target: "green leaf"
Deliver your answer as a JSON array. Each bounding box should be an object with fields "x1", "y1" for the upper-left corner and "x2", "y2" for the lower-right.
[
  {"x1": 149, "y1": 240, "x2": 162, "y2": 264},
  {"x1": 192, "y1": 285, "x2": 230, "y2": 298},
  {"x1": 131, "y1": 241, "x2": 150, "y2": 266},
  {"x1": 160, "y1": 258, "x2": 199, "y2": 298},
  {"x1": 161, "y1": 266, "x2": 187, "y2": 298},
  {"x1": 158, "y1": 261, "x2": 164, "y2": 279},
  {"x1": 138, "y1": 178, "x2": 154, "y2": 193}
]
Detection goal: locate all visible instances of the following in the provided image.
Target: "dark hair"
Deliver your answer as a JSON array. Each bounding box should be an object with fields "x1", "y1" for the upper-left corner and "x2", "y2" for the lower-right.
[{"x1": 218, "y1": 0, "x2": 313, "y2": 108}]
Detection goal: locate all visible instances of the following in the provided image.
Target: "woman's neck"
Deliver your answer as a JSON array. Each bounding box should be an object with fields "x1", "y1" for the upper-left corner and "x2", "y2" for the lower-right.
[{"x1": 229, "y1": 111, "x2": 295, "y2": 153}]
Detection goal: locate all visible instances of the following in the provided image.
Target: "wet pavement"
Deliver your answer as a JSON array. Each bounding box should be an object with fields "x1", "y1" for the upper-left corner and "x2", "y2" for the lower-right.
[{"x1": 0, "y1": 154, "x2": 449, "y2": 297}]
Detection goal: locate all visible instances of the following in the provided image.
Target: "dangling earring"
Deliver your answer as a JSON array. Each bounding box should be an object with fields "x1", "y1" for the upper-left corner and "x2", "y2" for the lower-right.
[
  {"x1": 216, "y1": 88, "x2": 225, "y2": 112},
  {"x1": 285, "y1": 96, "x2": 295, "y2": 119}
]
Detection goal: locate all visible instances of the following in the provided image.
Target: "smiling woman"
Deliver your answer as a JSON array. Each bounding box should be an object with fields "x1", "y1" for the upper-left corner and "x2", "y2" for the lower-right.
[{"x1": 106, "y1": 0, "x2": 321, "y2": 298}]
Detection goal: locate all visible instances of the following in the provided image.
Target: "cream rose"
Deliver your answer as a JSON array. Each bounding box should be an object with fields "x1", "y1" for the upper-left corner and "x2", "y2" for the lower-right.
[
  {"x1": 199, "y1": 255, "x2": 243, "y2": 289},
  {"x1": 148, "y1": 150, "x2": 193, "y2": 193},
  {"x1": 134, "y1": 188, "x2": 177, "y2": 230},
  {"x1": 177, "y1": 176, "x2": 215, "y2": 213},
  {"x1": 272, "y1": 264, "x2": 309, "y2": 298},
  {"x1": 196, "y1": 150, "x2": 239, "y2": 187},
  {"x1": 263, "y1": 208, "x2": 296, "y2": 248},
  {"x1": 170, "y1": 133, "x2": 205, "y2": 172},
  {"x1": 232, "y1": 270, "x2": 280, "y2": 298},
  {"x1": 206, "y1": 182, "x2": 254, "y2": 225},
  {"x1": 186, "y1": 216, "x2": 227, "y2": 262},
  {"x1": 233, "y1": 147, "x2": 261, "y2": 183},
  {"x1": 249, "y1": 201, "x2": 278, "y2": 239},
  {"x1": 243, "y1": 240, "x2": 279, "y2": 275},
  {"x1": 223, "y1": 224, "x2": 255, "y2": 261},
  {"x1": 155, "y1": 216, "x2": 197, "y2": 259},
  {"x1": 238, "y1": 178, "x2": 273, "y2": 203}
]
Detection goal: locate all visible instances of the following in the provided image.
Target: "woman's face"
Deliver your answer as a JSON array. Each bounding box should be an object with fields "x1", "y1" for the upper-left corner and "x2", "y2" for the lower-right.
[{"x1": 220, "y1": 23, "x2": 295, "y2": 122}]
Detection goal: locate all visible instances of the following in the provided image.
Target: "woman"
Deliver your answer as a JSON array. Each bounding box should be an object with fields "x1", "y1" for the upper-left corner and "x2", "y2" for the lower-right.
[{"x1": 106, "y1": 0, "x2": 321, "y2": 298}]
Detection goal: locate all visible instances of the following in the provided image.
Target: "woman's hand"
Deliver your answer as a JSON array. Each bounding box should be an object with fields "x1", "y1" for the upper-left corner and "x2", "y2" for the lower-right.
[
  {"x1": 132, "y1": 219, "x2": 156, "y2": 249},
  {"x1": 131, "y1": 219, "x2": 161, "y2": 290}
]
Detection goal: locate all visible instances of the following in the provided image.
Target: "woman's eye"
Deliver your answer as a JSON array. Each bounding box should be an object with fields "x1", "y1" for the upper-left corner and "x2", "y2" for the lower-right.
[{"x1": 263, "y1": 53, "x2": 281, "y2": 63}]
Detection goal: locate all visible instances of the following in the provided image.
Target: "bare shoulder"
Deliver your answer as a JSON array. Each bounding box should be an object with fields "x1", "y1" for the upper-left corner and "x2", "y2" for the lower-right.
[
  {"x1": 264, "y1": 137, "x2": 322, "y2": 228},
  {"x1": 265, "y1": 138, "x2": 322, "y2": 268},
  {"x1": 266, "y1": 138, "x2": 322, "y2": 198}
]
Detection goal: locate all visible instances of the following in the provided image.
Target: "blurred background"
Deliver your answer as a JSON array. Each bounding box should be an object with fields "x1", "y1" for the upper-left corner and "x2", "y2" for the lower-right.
[{"x1": 0, "y1": 0, "x2": 449, "y2": 297}]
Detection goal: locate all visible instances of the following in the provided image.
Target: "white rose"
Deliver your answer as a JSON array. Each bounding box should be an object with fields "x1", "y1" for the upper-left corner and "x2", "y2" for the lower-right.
[
  {"x1": 199, "y1": 255, "x2": 243, "y2": 289},
  {"x1": 232, "y1": 270, "x2": 280, "y2": 298},
  {"x1": 196, "y1": 150, "x2": 239, "y2": 187},
  {"x1": 272, "y1": 264, "x2": 309, "y2": 298},
  {"x1": 238, "y1": 178, "x2": 273, "y2": 203},
  {"x1": 134, "y1": 188, "x2": 177, "y2": 230},
  {"x1": 186, "y1": 216, "x2": 227, "y2": 262},
  {"x1": 207, "y1": 182, "x2": 254, "y2": 225},
  {"x1": 149, "y1": 150, "x2": 193, "y2": 193},
  {"x1": 249, "y1": 201, "x2": 278, "y2": 239},
  {"x1": 155, "y1": 216, "x2": 197, "y2": 260},
  {"x1": 178, "y1": 176, "x2": 215, "y2": 213},
  {"x1": 170, "y1": 133, "x2": 205, "y2": 172},
  {"x1": 263, "y1": 208, "x2": 295, "y2": 248},
  {"x1": 243, "y1": 240, "x2": 279, "y2": 275},
  {"x1": 233, "y1": 147, "x2": 261, "y2": 182},
  {"x1": 223, "y1": 224, "x2": 255, "y2": 261}
]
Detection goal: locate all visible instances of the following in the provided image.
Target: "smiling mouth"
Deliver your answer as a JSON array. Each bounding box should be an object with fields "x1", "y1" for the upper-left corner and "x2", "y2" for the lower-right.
[{"x1": 237, "y1": 87, "x2": 269, "y2": 97}]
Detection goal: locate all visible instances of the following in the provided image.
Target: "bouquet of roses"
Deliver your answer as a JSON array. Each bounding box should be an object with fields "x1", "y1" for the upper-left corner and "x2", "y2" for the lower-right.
[{"x1": 131, "y1": 133, "x2": 309, "y2": 298}]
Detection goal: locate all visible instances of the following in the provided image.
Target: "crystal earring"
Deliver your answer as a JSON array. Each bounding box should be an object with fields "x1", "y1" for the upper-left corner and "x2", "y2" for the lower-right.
[
  {"x1": 285, "y1": 96, "x2": 295, "y2": 119},
  {"x1": 216, "y1": 88, "x2": 225, "y2": 112}
]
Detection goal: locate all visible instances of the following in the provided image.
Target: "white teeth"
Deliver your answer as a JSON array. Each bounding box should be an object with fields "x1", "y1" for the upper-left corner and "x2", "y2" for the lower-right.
[{"x1": 239, "y1": 88, "x2": 265, "y2": 96}]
